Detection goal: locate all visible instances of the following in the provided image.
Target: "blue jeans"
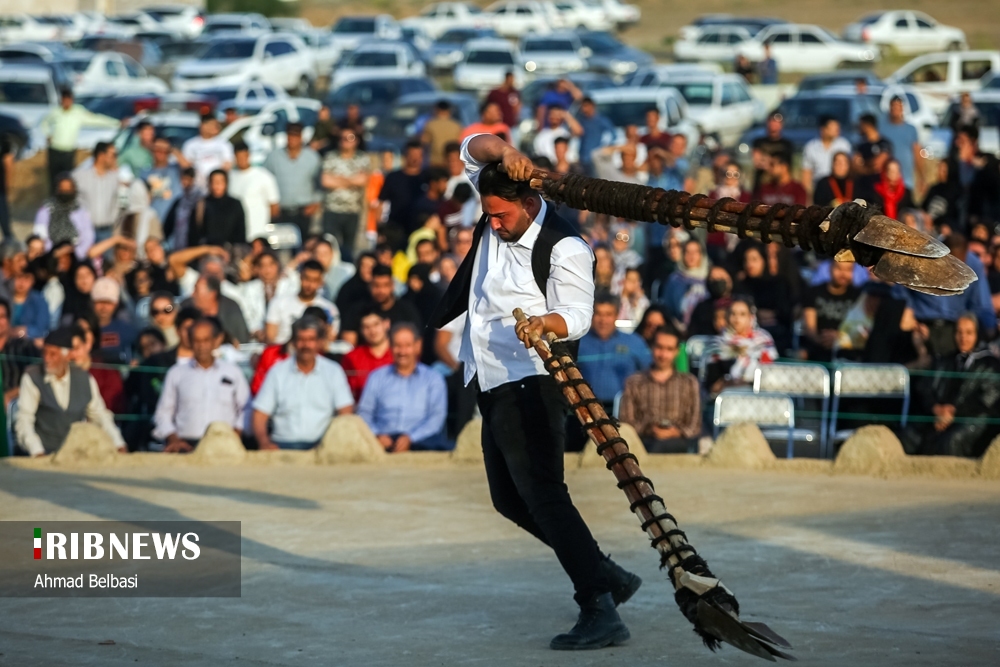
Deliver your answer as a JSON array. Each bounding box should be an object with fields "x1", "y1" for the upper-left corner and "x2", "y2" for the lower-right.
[
  {"x1": 273, "y1": 440, "x2": 319, "y2": 450},
  {"x1": 94, "y1": 226, "x2": 114, "y2": 243}
]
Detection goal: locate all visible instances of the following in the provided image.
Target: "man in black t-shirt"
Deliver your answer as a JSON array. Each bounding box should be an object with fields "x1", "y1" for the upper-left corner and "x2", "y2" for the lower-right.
[
  {"x1": 853, "y1": 113, "x2": 893, "y2": 177},
  {"x1": 802, "y1": 260, "x2": 859, "y2": 362},
  {"x1": 751, "y1": 112, "x2": 794, "y2": 192},
  {"x1": 378, "y1": 140, "x2": 428, "y2": 248},
  {"x1": 340, "y1": 265, "x2": 422, "y2": 347}
]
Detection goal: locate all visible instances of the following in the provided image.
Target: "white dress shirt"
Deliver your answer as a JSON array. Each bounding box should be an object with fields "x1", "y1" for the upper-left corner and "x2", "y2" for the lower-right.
[
  {"x1": 802, "y1": 136, "x2": 852, "y2": 181},
  {"x1": 456, "y1": 135, "x2": 595, "y2": 391},
  {"x1": 16, "y1": 369, "x2": 125, "y2": 456},
  {"x1": 152, "y1": 358, "x2": 250, "y2": 441},
  {"x1": 228, "y1": 166, "x2": 281, "y2": 241},
  {"x1": 253, "y1": 356, "x2": 354, "y2": 443}
]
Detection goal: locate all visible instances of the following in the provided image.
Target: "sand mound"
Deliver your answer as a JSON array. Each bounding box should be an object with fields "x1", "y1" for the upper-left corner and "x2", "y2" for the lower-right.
[
  {"x1": 978, "y1": 435, "x2": 1000, "y2": 479},
  {"x1": 704, "y1": 422, "x2": 776, "y2": 469},
  {"x1": 450, "y1": 419, "x2": 483, "y2": 463},
  {"x1": 579, "y1": 422, "x2": 647, "y2": 469},
  {"x1": 314, "y1": 415, "x2": 387, "y2": 464},
  {"x1": 834, "y1": 425, "x2": 905, "y2": 477},
  {"x1": 50, "y1": 422, "x2": 120, "y2": 466},
  {"x1": 191, "y1": 422, "x2": 247, "y2": 464}
]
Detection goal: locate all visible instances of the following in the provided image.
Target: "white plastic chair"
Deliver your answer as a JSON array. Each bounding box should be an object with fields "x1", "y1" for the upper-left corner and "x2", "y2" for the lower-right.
[
  {"x1": 754, "y1": 363, "x2": 831, "y2": 457},
  {"x1": 713, "y1": 390, "x2": 795, "y2": 458},
  {"x1": 828, "y1": 363, "x2": 910, "y2": 446}
]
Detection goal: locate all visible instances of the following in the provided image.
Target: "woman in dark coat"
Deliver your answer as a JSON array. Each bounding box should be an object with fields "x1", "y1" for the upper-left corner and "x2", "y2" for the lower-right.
[{"x1": 188, "y1": 169, "x2": 246, "y2": 248}]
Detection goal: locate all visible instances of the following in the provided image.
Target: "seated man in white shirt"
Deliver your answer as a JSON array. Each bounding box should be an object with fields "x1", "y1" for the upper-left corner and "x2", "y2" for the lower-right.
[
  {"x1": 152, "y1": 318, "x2": 250, "y2": 453},
  {"x1": 264, "y1": 259, "x2": 338, "y2": 344},
  {"x1": 14, "y1": 327, "x2": 126, "y2": 456},
  {"x1": 253, "y1": 315, "x2": 354, "y2": 450}
]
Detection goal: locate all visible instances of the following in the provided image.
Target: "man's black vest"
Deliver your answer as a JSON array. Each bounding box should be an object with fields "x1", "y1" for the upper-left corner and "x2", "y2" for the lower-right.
[{"x1": 430, "y1": 204, "x2": 590, "y2": 357}]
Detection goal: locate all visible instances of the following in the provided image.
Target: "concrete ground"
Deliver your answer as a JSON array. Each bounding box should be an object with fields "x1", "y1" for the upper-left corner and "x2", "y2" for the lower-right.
[{"x1": 1, "y1": 462, "x2": 999, "y2": 666}]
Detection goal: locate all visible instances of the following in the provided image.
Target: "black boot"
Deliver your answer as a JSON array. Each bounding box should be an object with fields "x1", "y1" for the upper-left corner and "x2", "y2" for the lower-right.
[
  {"x1": 550, "y1": 592, "x2": 630, "y2": 650},
  {"x1": 600, "y1": 555, "x2": 642, "y2": 607}
]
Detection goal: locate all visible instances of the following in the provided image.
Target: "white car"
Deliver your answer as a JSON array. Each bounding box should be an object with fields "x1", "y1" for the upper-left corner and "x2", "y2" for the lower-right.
[
  {"x1": 585, "y1": 87, "x2": 700, "y2": 151},
  {"x1": 663, "y1": 74, "x2": 766, "y2": 145},
  {"x1": 268, "y1": 17, "x2": 314, "y2": 33},
  {"x1": 329, "y1": 15, "x2": 402, "y2": 55},
  {"x1": 596, "y1": 0, "x2": 639, "y2": 29},
  {"x1": 483, "y1": 1, "x2": 557, "y2": 38},
  {"x1": 401, "y1": 3, "x2": 486, "y2": 40},
  {"x1": 143, "y1": 5, "x2": 206, "y2": 39},
  {"x1": 202, "y1": 13, "x2": 272, "y2": 37},
  {"x1": 330, "y1": 43, "x2": 427, "y2": 90},
  {"x1": 0, "y1": 15, "x2": 63, "y2": 42},
  {"x1": 173, "y1": 34, "x2": 316, "y2": 96},
  {"x1": 521, "y1": 33, "x2": 588, "y2": 75},
  {"x1": 301, "y1": 30, "x2": 340, "y2": 76},
  {"x1": 453, "y1": 38, "x2": 524, "y2": 92},
  {"x1": 886, "y1": 50, "x2": 1000, "y2": 113},
  {"x1": 842, "y1": 11, "x2": 966, "y2": 55},
  {"x1": 0, "y1": 63, "x2": 60, "y2": 134},
  {"x1": 626, "y1": 63, "x2": 722, "y2": 87},
  {"x1": 63, "y1": 51, "x2": 170, "y2": 98},
  {"x1": 552, "y1": 0, "x2": 611, "y2": 32},
  {"x1": 755, "y1": 24, "x2": 879, "y2": 72},
  {"x1": 823, "y1": 83, "x2": 939, "y2": 143},
  {"x1": 926, "y1": 91, "x2": 1000, "y2": 158},
  {"x1": 103, "y1": 12, "x2": 163, "y2": 37},
  {"x1": 674, "y1": 25, "x2": 759, "y2": 63}
]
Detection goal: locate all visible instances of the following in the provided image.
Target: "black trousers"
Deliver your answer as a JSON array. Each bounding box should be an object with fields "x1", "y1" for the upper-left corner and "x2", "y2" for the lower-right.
[
  {"x1": 47, "y1": 148, "x2": 76, "y2": 192},
  {"x1": 477, "y1": 374, "x2": 609, "y2": 605}
]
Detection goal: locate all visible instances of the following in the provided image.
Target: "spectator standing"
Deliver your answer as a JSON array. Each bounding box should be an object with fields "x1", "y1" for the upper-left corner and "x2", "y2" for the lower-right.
[
  {"x1": 229, "y1": 142, "x2": 280, "y2": 242},
  {"x1": 812, "y1": 152, "x2": 856, "y2": 207},
  {"x1": 750, "y1": 112, "x2": 793, "y2": 192},
  {"x1": 660, "y1": 238, "x2": 708, "y2": 331},
  {"x1": 181, "y1": 114, "x2": 234, "y2": 189},
  {"x1": 881, "y1": 96, "x2": 922, "y2": 191},
  {"x1": 320, "y1": 130, "x2": 370, "y2": 262},
  {"x1": 422, "y1": 100, "x2": 463, "y2": 167},
  {"x1": 485, "y1": 71, "x2": 522, "y2": 130},
  {"x1": 533, "y1": 107, "x2": 583, "y2": 163},
  {"x1": 72, "y1": 142, "x2": 120, "y2": 242},
  {"x1": 593, "y1": 144, "x2": 646, "y2": 185},
  {"x1": 619, "y1": 327, "x2": 701, "y2": 453},
  {"x1": 264, "y1": 260, "x2": 337, "y2": 344},
  {"x1": 163, "y1": 167, "x2": 202, "y2": 251},
  {"x1": 10, "y1": 271, "x2": 49, "y2": 343},
  {"x1": 357, "y1": 323, "x2": 448, "y2": 452},
  {"x1": 118, "y1": 120, "x2": 155, "y2": 174},
  {"x1": 140, "y1": 136, "x2": 185, "y2": 224},
  {"x1": 40, "y1": 88, "x2": 119, "y2": 190},
  {"x1": 263, "y1": 123, "x2": 322, "y2": 239},
  {"x1": 338, "y1": 104, "x2": 366, "y2": 149},
  {"x1": 639, "y1": 108, "x2": 671, "y2": 153},
  {"x1": 188, "y1": 170, "x2": 245, "y2": 247},
  {"x1": 340, "y1": 307, "x2": 393, "y2": 401},
  {"x1": 802, "y1": 260, "x2": 859, "y2": 362},
  {"x1": 576, "y1": 295, "x2": 652, "y2": 410},
  {"x1": 340, "y1": 264, "x2": 422, "y2": 346},
  {"x1": 33, "y1": 173, "x2": 95, "y2": 259},
  {"x1": 458, "y1": 102, "x2": 511, "y2": 143},
  {"x1": 755, "y1": 153, "x2": 807, "y2": 206},
  {"x1": 704, "y1": 296, "x2": 777, "y2": 393},
  {"x1": 92, "y1": 277, "x2": 137, "y2": 365},
  {"x1": 253, "y1": 316, "x2": 354, "y2": 450},
  {"x1": 946, "y1": 127, "x2": 1000, "y2": 232},
  {"x1": 0, "y1": 133, "x2": 13, "y2": 239},
  {"x1": 0, "y1": 297, "x2": 39, "y2": 404},
  {"x1": 378, "y1": 141, "x2": 429, "y2": 245},
  {"x1": 15, "y1": 327, "x2": 126, "y2": 456},
  {"x1": 575, "y1": 98, "x2": 614, "y2": 175},
  {"x1": 535, "y1": 78, "x2": 582, "y2": 127},
  {"x1": 853, "y1": 113, "x2": 893, "y2": 177},
  {"x1": 801, "y1": 116, "x2": 852, "y2": 189},
  {"x1": 152, "y1": 318, "x2": 250, "y2": 453},
  {"x1": 189, "y1": 275, "x2": 250, "y2": 345},
  {"x1": 757, "y1": 44, "x2": 778, "y2": 84}
]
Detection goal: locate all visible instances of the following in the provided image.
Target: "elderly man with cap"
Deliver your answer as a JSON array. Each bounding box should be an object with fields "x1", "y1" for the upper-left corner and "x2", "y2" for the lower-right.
[
  {"x1": 262, "y1": 122, "x2": 322, "y2": 240},
  {"x1": 92, "y1": 276, "x2": 138, "y2": 365},
  {"x1": 14, "y1": 327, "x2": 126, "y2": 456}
]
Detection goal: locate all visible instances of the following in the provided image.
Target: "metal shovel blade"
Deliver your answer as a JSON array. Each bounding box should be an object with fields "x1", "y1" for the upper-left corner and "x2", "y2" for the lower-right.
[
  {"x1": 695, "y1": 599, "x2": 794, "y2": 661},
  {"x1": 852, "y1": 215, "x2": 949, "y2": 258},
  {"x1": 743, "y1": 621, "x2": 793, "y2": 649},
  {"x1": 872, "y1": 252, "x2": 978, "y2": 293}
]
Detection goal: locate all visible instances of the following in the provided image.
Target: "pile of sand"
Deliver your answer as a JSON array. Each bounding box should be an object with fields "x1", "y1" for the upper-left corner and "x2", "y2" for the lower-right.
[
  {"x1": 450, "y1": 419, "x2": 483, "y2": 463},
  {"x1": 578, "y1": 422, "x2": 647, "y2": 469},
  {"x1": 314, "y1": 415, "x2": 387, "y2": 464},
  {"x1": 978, "y1": 434, "x2": 1000, "y2": 479},
  {"x1": 834, "y1": 425, "x2": 905, "y2": 477},
  {"x1": 50, "y1": 423, "x2": 121, "y2": 466},
  {"x1": 704, "y1": 422, "x2": 775, "y2": 469},
  {"x1": 190, "y1": 422, "x2": 248, "y2": 464}
]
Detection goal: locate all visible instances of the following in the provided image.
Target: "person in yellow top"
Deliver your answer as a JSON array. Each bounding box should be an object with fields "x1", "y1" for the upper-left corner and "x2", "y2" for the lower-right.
[{"x1": 40, "y1": 88, "x2": 120, "y2": 192}]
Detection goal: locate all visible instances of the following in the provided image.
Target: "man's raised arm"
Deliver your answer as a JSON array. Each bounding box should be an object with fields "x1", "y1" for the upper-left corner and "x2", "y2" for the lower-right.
[{"x1": 466, "y1": 134, "x2": 535, "y2": 181}]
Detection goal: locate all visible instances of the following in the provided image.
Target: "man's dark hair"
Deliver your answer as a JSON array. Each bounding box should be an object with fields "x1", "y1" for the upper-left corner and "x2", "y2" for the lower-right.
[
  {"x1": 554, "y1": 136, "x2": 569, "y2": 146},
  {"x1": 770, "y1": 152, "x2": 790, "y2": 168},
  {"x1": 253, "y1": 250, "x2": 280, "y2": 267},
  {"x1": 371, "y1": 264, "x2": 393, "y2": 280},
  {"x1": 356, "y1": 251, "x2": 376, "y2": 268},
  {"x1": 208, "y1": 168, "x2": 228, "y2": 185},
  {"x1": 389, "y1": 321, "x2": 421, "y2": 343},
  {"x1": 181, "y1": 166, "x2": 196, "y2": 179},
  {"x1": 303, "y1": 305, "x2": 329, "y2": 323},
  {"x1": 594, "y1": 293, "x2": 620, "y2": 310},
  {"x1": 200, "y1": 114, "x2": 215, "y2": 125},
  {"x1": 444, "y1": 141, "x2": 461, "y2": 156},
  {"x1": 651, "y1": 326, "x2": 679, "y2": 346},
  {"x1": 136, "y1": 120, "x2": 152, "y2": 132},
  {"x1": 452, "y1": 182, "x2": 473, "y2": 203},
  {"x1": 646, "y1": 106, "x2": 659, "y2": 116},
  {"x1": 404, "y1": 139, "x2": 423, "y2": 153},
  {"x1": 427, "y1": 166, "x2": 449, "y2": 182},
  {"x1": 137, "y1": 326, "x2": 167, "y2": 346},
  {"x1": 479, "y1": 99, "x2": 499, "y2": 116},
  {"x1": 193, "y1": 316, "x2": 222, "y2": 338},
  {"x1": 415, "y1": 238, "x2": 435, "y2": 252},
  {"x1": 232, "y1": 141, "x2": 249, "y2": 153},
  {"x1": 300, "y1": 259, "x2": 325, "y2": 276},
  {"x1": 944, "y1": 233, "x2": 968, "y2": 255},
  {"x1": 359, "y1": 305, "x2": 389, "y2": 321},
  {"x1": 436, "y1": 99, "x2": 451, "y2": 111},
  {"x1": 477, "y1": 163, "x2": 535, "y2": 202},
  {"x1": 889, "y1": 95, "x2": 904, "y2": 106},
  {"x1": 60, "y1": 87, "x2": 73, "y2": 99},
  {"x1": 201, "y1": 275, "x2": 221, "y2": 295},
  {"x1": 818, "y1": 115, "x2": 836, "y2": 129},
  {"x1": 93, "y1": 142, "x2": 113, "y2": 158},
  {"x1": 858, "y1": 113, "x2": 878, "y2": 129},
  {"x1": 581, "y1": 96, "x2": 594, "y2": 105},
  {"x1": 175, "y1": 306, "x2": 202, "y2": 329},
  {"x1": 374, "y1": 242, "x2": 393, "y2": 257},
  {"x1": 292, "y1": 315, "x2": 325, "y2": 340},
  {"x1": 958, "y1": 125, "x2": 979, "y2": 143}
]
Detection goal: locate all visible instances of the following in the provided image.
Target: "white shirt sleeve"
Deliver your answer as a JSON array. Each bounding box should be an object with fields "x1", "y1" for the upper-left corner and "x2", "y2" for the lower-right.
[
  {"x1": 459, "y1": 134, "x2": 490, "y2": 190},
  {"x1": 15, "y1": 372, "x2": 44, "y2": 457},
  {"x1": 328, "y1": 362, "x2": 355, "y2": 411},
  {"x1": 232, "y1": 370, "x2": 250, "y2": 431},
  {"x1": 252, "y1": 365, "x2": 278, "y2": 416},
  {"x1": 85, "y1": 376, "x2": 125, "y2": 448},
  {"x1": 264, "y1": 170, "x2": 281, "y2": 206},
  {"x1": 547, "y1": 237, "x2": 596, "y2": 342},
  {"x1": 152, "y1": 365, "x2": 181, "y2": 441}
]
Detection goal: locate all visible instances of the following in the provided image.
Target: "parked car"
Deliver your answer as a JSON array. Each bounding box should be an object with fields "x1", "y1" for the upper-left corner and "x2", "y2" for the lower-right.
[
  {"x1": 0, "y1": 14, "x2": 63, "y2": 43},
  {"x1": 674, "y1": 25, "x2": 759, "y2": 64},
  {"x1": 0, "y1": 111, "x2": 31, "y2": 157},
  {"x1": 62, "y1": 50, "x2": 169, "y2": 98},
  {"x1": 428, "y1": 26, "x2": 499, "y2": 71},
  {"x1": 576, "y1": 30, "x2": 652, "y2": 77},
  {"x1": 842, "y1": 11, "x2": 966, "y2": 55},
  {"x1": 401, "y1": 3, "x2": 487, "y2": 40},
  {"x1": 584, "y1": 87, "x2": 700, "y2": 151},
  {"x1": 331, "y1": 42, "x2": 427, "y2": 90},
  {"x1": 0, "y1": 42, "x2": 74, "y2": 88},
  {"x1": 202, "y1": 13, "x2": 271, "y2": 37},
  {"x1": 368, "y1": 90, "x2": 479, "y2": 152},
  {"x1": 173, "y1": 35, "x2": 316, "y2": 96},
  {"x1": 679, "y1": 14, "x2": 786, "y2": 41},
  {"x1": 796, "y1": 70, "x2": 883, "y2": 93},
  {"x1": 483, "y1": 1, "x2": 557, "y2": 38},
  {"x1": 0, "y1": 63, "x2": 61, "y2": 132},
  {"x1": 329, "y1": 15, "x2": 402, "y2": 54},
  {"x1": 662, "y1": 73, "x2": 766, "y2": 146},
  {"x1": 625, "y1": 63, "x2": 722, "y2": 87},
  {"x1": 103, "y1": 12, "x2": 163, "y2": 37},
  {"x1": 400, "y1": 25, "x2": 434, "y2": 60},
  {"x1": 69, "y1": 37, "x2": 166, "y2": 74},
  {"x1": 78, "y1": 92, "x2": 216, "y2": 121},
  {"x1": 192, "y1": 82, "x2": 288, "y2": 106},
  {"x1": 155, "y1": 39, "x2": 209, "y2": 81},
  {"x1": 30, "y1": 14, "x2": 85, "y2": 42},
  {"x1": 552, "y1": 0, "x2": 611, "y2": 32},
  {"x1": 324, "y1": 76, "x2": 438, "y2": 137},
  {"x1": 142, "y1": 5, "x2": 205, "y2": 39},
  {"x1": 453, "y1": 38, "x2": 524, "y2": 92},
  {"x1": 268, "y1": 18, "x2": 314, "y2": 34},
  {"x1": 300, "y1": 30, "x2": 340, "y2": 76},
  {"x1": 754, "y1": 23, "x2": 879, "y2": 72},
  {"x1": 520, "y1": 33, "x2": 588, "y2": 74},
  {"x1": 595, "y1": 0, "x2": 640, "y2": 29},
  {"x1": 886, "y1": 50, "x2": 1000, "y2": 113},
  {"x1": 925, "y1": 91, "x2": 1000, "y2": 158}
]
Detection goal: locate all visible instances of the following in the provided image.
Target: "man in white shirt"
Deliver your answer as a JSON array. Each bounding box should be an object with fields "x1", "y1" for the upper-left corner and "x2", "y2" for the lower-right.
[
  {"x1": 181, "y1": 115, "x2": 234, "y2": 190},
  {"x1": 265, "y1": 260, "x2": 338, "y2": 344},
  {"x1": 801, "y1": 116, "x2": 852, "y2": 191},
  {"x1": 228, "y1": 141, "x2": 280, "y2": 241},
  {"x1": 532, "y1": 107, "x2": 582, "y2": 163},
  {"x1": 430, "y1": 133, "x2": 636, "y2": 651}
]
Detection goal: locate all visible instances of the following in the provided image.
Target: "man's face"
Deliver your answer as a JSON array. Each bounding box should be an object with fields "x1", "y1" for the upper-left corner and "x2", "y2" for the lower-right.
[
  {"x1": 482, "y1": 103, "x2": 501, "y2": 125},
  {"x1": 955, "y1": 132, "x2": 975, "y2": 160},
  {"x1": 889, "y1": 99, "x2": 904, "y2": 121},
  {"x1": 191, "y1": 322, "x2": 218, "y2": 364},
  {"x1": 139, "y1": 125, "x2": 154, "y2": 146},
  {"x1": 651, "y1": 332, "x2": 679, "y2": 371},
  {"x1": 43, "y1": 345, "x2": 70, "y2": 376},
  {"x1": 257, "y1": 255, "x2": 280, "y2": 282},
  {"x1": 200, "y1": 119, "x2": 219, "y2": 139},
  {"x1": 153, "y1": 140, "x2": 171, "y2": 165},
  {"x1": 235, "y1": 149, "x2": 250, "y2": 170},
  {"x1": 180, "y1": 174, "x2": 194, "y2": 191},
  {"x1": 99, "y1": 147, "x2": 118, "y2": 171},
  {"x1": 646, "y1": 109, "x2": 659, "y2": 129},
  {"x1": 821, "y1": 120, "x2": 840, "y2": 141},
  {"x1": 416, "y1": 242, "x2": 438, "y2": 266},
  {"x1": 94, "y1": 300, "x2": 116, "y2": 322},
  {"x1": 830, "y1": 261, "x2": 854, "y2": 288},
  {"x1": 592, "y1": 303, "x2": 617, "y2": 339},
  {"x1": 60, "y1": 94, "x2": 72, "y2": 110},
  {"x1": 554, "y1": 140, "x2": 568, "y2": 160},
  {"x1": 404, "y1": 146, "x2": 423, "y2": 170},
  {"x1": 482, "y1": 194, "x2": 538, "y2": 243},
  {"x1": 369, "y1": 275, "x2": 394, "y2": 305},
  {"x1": 453, "y1": 229, "x2": 473, "y2": 259},
  {"x1": 955, "y1": 318, "x2": 977, "y2": 354},
  {"x1": 139, "y1": 333, "x2": 165, "y2": 360},
  {"x1": 209, "y1": 173, "x2": 227, "y2": 198},
  {"x1": 313, "y1": 243, "x2": 332, "y2": 269},
  {"x1": 12, "y1": 272, "x2": 33, "y2": 296},
  {"x1": 178, "y1": 318, "x2": 196, "y2": 349},
  {"x1": 294, "y1": 327, "x2": 320, "y2": 365},
  {"x1": 580, "y1": 101, "x2": 595, "y2": 118},
  {"x1": 300, "y1": 269, "x2": 323, "y2": 300},
  {"x1": 146, "y1": 238, "x2": 165, "y2": 265},
  {"x1": 287, "y1": 130, "x2": 303, "y2": 151},
  {"x1": 547, "y1": 107, "x2": 562, "y2": 129},
  {"x1": 360, "y1": 313, "x2": 389, "y2": 347},
  {"x1": 669, "y1": 135, "x2": 686, "y2": 157},
  {"x1": 391, "y1": 329, "x2": 420, "y2": 371}
]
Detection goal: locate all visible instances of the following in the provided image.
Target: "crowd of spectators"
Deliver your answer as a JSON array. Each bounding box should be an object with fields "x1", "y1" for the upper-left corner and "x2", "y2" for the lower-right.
[{"x1": 3, "y1": 76, "x2": 1000, "y2": 459}]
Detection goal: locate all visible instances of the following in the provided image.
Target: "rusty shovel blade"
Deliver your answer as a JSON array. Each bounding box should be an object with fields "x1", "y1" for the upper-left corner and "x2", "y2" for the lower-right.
[
  {"x1": 872, "y1": 252, "x2": 978, "y2": 293},
  {"x1": 695, "y1": 599, "x2": 795, "y2": 661},
  {"x1": 852, "y1": 215, "x2": 949, "y2": 258}
]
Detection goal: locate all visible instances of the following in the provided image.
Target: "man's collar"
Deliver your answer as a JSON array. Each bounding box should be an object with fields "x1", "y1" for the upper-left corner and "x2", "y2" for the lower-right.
[
  {"x1": 510, "y1": 199, "x2": 548, "y2": 250},
  {"x1": 44, "y1": 369, "x2": 71, "y2": 384}
]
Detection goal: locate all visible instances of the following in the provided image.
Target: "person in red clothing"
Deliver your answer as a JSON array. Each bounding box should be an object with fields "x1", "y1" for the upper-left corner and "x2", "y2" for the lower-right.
[
  {"x1": 68, "y1": 313, "x2": 126, "y2": 414},
  {"x1": 754, "y1": 152, "x2": 807, "y2": 207},
  {"x1": 339, "y1": 307, "x2": 393, "y2": 401},
  {"x1": 485, "y1": 71, "x2": 521, "y2": 129}
]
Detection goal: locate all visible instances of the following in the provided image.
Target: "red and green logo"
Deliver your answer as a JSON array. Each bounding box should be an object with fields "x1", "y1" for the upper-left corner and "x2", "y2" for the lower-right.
[{"x1": 34, "y1": 527, "x2": 41, "y2": 559}]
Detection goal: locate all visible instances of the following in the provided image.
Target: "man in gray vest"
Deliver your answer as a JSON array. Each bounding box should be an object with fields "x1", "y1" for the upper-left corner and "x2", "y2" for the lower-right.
[{"x1": 14, "y1": 327, "x2": 125, "y2": 456}]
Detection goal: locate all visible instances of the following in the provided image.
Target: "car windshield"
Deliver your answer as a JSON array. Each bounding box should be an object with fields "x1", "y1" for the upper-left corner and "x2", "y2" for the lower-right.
[
  {"x1": 596, "y1": 100, "x2": 656, "y2": 127},
  {"x1": 345, "y1": 51, "x2": 398, "y2": 67},
  {"x1": 63, "y1": 58, "x2": 92, "y2": 73},
  {"x1": 466, "y1": 49, "x2": 514, "y2": 65},
  {"x1": 777, "y1": 98, "x2": 852, "y2": 128},
  {"x1": 858, "y1": 13, "x2": 884, "y2": 25},
  {"x1": 798, "y1": 75, "x2": 857, "y2": 91},
  {"x1": 523, "y1": 40, "x2": 575, "y2": 53},
  {"x1": 579, "y1": 32, "x2": 620, "y2": 54},
  {"x1": 669, "y1": 82, "x2": 713, "y2": 106},
  {"x1": 982, "y1": 73, "x2": 1000, "y2": 90},
  {"x1": 379, "y1": 103, "x2": 433, "y2": 138},
  {"x1": 0, "y1": 81, "x2": 50, "y2": 104},
  {"x1": 438, "y1": 29, "x2": 475, "y2": 44},
  {"x1": 199, "y1": 40, "x2": 255, "y2": 60},
  {"x1": 329, "y1": 80, "x2": 400, "y2": 105},
  {"x1": 333, "y1": 18, "x2": 376, "y2": 34},
  {"x1": 161, "y1": 41, "x2": 206, "y2": 61},
  {"x1": 204, "y1": 22, "x2": 244, "y2": 34}
]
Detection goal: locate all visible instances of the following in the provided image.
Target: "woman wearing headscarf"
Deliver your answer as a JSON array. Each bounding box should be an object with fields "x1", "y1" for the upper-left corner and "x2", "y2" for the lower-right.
[
  {"x1": 862, "y1": 159, "x2": 916, "y2": 220},
  {"x1": 188, "y1": 169, "x2": 246, "y2": 248},
  {"x1": 812, "y1": 151, "x2": 856, "y2": 207},
  {"x1": 704, "y1": 296, "x2": 777, "y2": 394},
  {"x1": 660, "y1": 238, "x2": 709, "y2": 332},
  {"x1": 707, "y1": 161, "x2": 750, "y2": 264},
  {"x1": 734, "y1": 243, "x2": 793, "y2": 353},
  {"x1": 60, "y1": 261, "x2": 98, "y2": 326},
  {"x1": 32, "y1": 173, "x2": 95, "y2": 260}
]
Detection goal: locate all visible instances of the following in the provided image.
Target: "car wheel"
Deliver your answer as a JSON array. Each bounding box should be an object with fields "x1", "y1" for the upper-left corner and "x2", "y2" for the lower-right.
[{"x1": 295, "y1": 75, "x2": 312, "y2": 97}]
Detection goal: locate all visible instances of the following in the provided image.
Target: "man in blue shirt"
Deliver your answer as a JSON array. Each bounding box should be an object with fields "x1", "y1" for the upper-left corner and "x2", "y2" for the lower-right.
[
  {"x1": 758, "y1": 44, "x2": 778, "y2": 85},
  {"x1": 881, "y1": 96, "x2": 922, "y2": 190},
  {"x1": 358, "y1": 322, "x2": 448, "y2": 451},
  {"x1": 576, "y1": 98, "x2": 614, "y2": 176},
  {"x1": 577, "y1": 294, "x2": 652, "y2": 408},
  {"x1": 536, "y1": 78, "x2": 582, "y2": 128}
]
